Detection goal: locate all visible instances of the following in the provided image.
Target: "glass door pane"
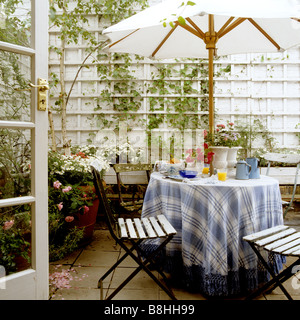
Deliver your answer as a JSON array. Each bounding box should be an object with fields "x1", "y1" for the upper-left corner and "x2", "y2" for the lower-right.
[
  {"x1": 0, "y1": 0, "x2": 31, "y2": 47},
  {"x1": 0, "y1": 51, "x2": 31, "y2": 121}
]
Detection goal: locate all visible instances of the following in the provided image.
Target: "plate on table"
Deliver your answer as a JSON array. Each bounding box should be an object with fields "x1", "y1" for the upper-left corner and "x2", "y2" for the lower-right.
[{"x1": 166, "y1": 175, "x2": 200, "y2": 181}]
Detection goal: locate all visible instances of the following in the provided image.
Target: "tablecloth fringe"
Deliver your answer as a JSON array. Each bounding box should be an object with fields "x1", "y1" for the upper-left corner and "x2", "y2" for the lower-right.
[{"x1": 140, "y1": 243, "x2": 285, "y2": 297}]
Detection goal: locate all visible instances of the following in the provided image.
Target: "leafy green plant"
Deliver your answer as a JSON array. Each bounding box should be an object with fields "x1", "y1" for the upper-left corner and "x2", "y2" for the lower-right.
[
  {"x1": 0, "y1": 211, "x2": 31, "y2": 274},
  {"x1": 235, "y1": 116, "x2": 277, "y2": 159},
  {"x1": 49, "y1": 0, "x2": 148, "y2": 152},
  {"x1": 48, "y1": 145, "x2": 109, "y2": 261}
]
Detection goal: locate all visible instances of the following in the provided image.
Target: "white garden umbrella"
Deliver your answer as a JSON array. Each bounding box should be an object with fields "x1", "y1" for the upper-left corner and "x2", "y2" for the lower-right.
[{"x1": 102, "y1": 0, "x2": 300, "y2": 133}]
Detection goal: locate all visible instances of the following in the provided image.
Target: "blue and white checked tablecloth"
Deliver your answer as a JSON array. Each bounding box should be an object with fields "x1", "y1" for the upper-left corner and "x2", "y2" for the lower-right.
[{"x1": 141, "y1": 172, "x2": 285, "y2": 296}]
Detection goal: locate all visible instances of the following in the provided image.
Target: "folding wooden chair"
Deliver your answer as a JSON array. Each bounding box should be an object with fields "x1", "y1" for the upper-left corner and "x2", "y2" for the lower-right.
[
  {"x1": 263, "y1": 152, "x2": 300, "y2": 217},
  {"x1": 91, "y1": 165, "x2": 177, "y2": 300},
  {"x1": 113, "y1": 163, "x2": 152, "y2": 217},
  {"x1": 243, "y1": 225, "x2": 300, "y2": 300}
]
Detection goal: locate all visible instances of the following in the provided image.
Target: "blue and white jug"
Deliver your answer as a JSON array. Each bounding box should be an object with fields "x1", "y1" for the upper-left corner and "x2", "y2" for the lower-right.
[
  {"x1": 246, "y1": 157, "x2": 260, "y2": 179},
  {"x1": 235, "y1": 160, "x2": 251, "y2": 180}
]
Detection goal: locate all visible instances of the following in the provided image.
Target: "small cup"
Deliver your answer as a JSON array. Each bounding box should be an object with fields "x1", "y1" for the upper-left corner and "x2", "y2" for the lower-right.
[{"x1": 217, "y1": 169, "x2": 227, "y2": 181}]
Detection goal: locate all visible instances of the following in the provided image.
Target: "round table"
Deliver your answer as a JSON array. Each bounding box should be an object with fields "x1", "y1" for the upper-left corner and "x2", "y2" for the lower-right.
[{"x1": 141, "y1": 172, "x2": 285, "y2": 296}]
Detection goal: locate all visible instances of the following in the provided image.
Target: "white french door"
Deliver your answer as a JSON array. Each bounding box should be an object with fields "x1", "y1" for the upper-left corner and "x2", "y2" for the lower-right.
[{"x1": 0, "y1": 0, "x2": 48, "y2": 299}]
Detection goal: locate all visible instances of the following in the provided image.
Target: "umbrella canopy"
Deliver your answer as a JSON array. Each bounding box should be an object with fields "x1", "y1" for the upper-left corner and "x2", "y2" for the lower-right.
[{"x1": 102, "y1": 0, "x2": 300, "y2": 132}]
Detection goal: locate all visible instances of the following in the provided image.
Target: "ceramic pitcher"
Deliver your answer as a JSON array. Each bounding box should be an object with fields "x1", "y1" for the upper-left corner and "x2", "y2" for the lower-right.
[
  {"x1": 246, "y1": 157, "x2": 260, "y2": 179},
  {"x1": 235, "y1": 160, "x2": 251, "y2": 180}
]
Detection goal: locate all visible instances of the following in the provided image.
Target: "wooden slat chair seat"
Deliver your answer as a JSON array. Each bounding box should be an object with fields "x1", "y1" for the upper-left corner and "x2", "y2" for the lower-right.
[
  {"x1": 113, "y1": 163, "x2": 152, "y2": 217},
  {"x1": 91, "y1": 165, "x2": 177, "y2": 300},
  {"x1": 263, "y1": 152, "x2": 300, "y2": 217},
  {"x1": 243, "y1": 225, "x2": 300, "y2": 300}
]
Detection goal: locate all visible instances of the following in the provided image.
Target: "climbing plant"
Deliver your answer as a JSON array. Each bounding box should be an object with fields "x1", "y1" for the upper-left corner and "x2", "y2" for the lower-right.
[{"x1": 48, "y1": 0, "x2": 148, "y2": 152}]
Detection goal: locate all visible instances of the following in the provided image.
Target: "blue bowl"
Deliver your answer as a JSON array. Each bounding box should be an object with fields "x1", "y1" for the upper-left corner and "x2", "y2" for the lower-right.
[{"x1": 179, "y1": 170, "x2": 198, "y2": 178}]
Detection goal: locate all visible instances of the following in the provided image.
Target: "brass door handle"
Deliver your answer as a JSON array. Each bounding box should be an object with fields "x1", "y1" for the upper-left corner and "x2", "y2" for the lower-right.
[
  {"x1": 29, "y1": 82, "x2": 49, "y2": 91},
  {"x1": 14, "y1": 78, "x2": 48, "y2": 111}
]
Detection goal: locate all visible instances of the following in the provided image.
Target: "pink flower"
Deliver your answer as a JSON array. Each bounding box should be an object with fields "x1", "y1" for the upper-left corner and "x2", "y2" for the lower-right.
[
  {"x1": 53, "y1": 180, "x2": 62, "y2": 189},
  {"x1": 228, "y1": 122, "x2": 234, "y2": 126},
  {"x1": 185, "y1": 155, "x2": 194, "y2": 163},
  {"x1": 65, "y1": 216, "x2": 74, "y2": 223},
  {"x1": 196, "y1": 150, "x2": 204, "y2": 161},
  {"x1": 3, "y1": 220, "x2": 14, "y2": 230},
  {"x1": 83, "y1": 206, "x2": 89, "y2": 214},
  {"x1": 57, "y1": 202, "x2": 63, "y2": 211},
  {"x1": 216, "y1": 124, "x2": 225, "y2": 128},
  {"x1": 62, "y1": 186, "x2": 72, "y2": 193}
]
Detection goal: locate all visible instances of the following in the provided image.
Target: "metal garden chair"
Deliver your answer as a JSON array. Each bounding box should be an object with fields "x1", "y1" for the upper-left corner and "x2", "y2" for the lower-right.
[
  {"x1": 113, "y1": 163, "x2": 152, "y2": 217},
  {"x1": 263, "y1": 152, "x2": 300, "y2": 217},
  {"x1": 91, "y1": 165, "x2": 177, "y2": 300},
  {"x1": 243, "y1": 225, "x2": 300, "y2": 300}
]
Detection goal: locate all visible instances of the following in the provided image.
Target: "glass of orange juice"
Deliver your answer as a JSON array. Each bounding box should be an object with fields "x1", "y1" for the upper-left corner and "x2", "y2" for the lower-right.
[
  {"x1": 217, "y1": 169, "x2": 227, "y2": 181},
  {"x1": 202, "y1": 167, "x2": 209, "y2": 174}
]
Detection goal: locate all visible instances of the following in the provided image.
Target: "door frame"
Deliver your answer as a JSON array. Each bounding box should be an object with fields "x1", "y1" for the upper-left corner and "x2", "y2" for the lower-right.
[{"x1": 0, "y1": 0, "x2": 49, "y2": 300}]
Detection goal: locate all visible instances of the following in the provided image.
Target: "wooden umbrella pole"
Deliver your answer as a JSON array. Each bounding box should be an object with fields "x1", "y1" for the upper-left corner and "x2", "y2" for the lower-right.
[
  {"x1": 204, "y1": 15, "x2": 217, "y2": 174},
  {"x1": 206, "y1": 14, "x2": 216, "y2": 135},
  {"x1": 208, "y1": 47, "x2": 214, "y2": 135}
]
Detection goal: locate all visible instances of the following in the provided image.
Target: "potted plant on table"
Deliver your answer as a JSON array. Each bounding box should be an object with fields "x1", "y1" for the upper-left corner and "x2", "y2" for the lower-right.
[
  {"x1": 48, "y1": 146, "x2": 109, "y2": 261},
  {"x1": 205, "y1": 122, "x2": 241, "y2": 169}
]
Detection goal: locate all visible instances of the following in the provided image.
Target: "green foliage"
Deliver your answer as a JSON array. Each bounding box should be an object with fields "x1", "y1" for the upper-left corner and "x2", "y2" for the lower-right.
[
  {"x1": 235, "y1": 116, "x2": 277, "y2": 159},
  {"x1": 0, "y1": 211, "x2": 31, "y2": 274},
  {"x1": 0, "y1": 0, "x2": 30, "y2": 46}
]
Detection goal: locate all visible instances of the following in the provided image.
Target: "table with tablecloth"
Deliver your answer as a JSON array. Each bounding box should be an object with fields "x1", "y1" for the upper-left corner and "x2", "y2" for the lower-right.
[{"x1": 141, "y1": 172, "x2": 285, "y2": 296}]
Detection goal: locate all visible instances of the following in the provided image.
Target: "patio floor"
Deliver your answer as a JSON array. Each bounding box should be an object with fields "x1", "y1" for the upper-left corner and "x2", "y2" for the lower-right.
[{"x1": 49, "y1": 212, "x2": 300, "y2": 301}]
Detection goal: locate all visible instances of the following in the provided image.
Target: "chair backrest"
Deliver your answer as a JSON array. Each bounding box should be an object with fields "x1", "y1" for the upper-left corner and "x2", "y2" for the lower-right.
[
  {"x1": 263, "y1": 153, "x2": 300, "y2": 165},
  {"x1": 263, "y1": 153, "x2": 300, "y2": 176},
  {"x1": 113, "y1": 163, "x2": 152, "y2": 181},
  {"x1": 91, "y1": 166, "x2": 119, "y2": 241},
  {"x1": 113, "y1": 163, "x2": 152, "y2": 205}
]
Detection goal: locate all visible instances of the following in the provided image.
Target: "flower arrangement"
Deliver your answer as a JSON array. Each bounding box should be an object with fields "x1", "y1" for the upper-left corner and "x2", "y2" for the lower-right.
[
  {"x1": 49, "y1": 145, "x2": 110, "y2": 185},
  {"x1": 48, "y1": 146, "x2": 109, "y2": 261},
  {"x1": 205, "y1": 122, "x2": 241, "y2": 148},
  {"x1": 99, "y1": 139, "x2": 145, "y2": 164}
]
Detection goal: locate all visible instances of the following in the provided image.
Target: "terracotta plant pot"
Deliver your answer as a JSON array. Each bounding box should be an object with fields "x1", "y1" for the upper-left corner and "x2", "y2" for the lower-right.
[
  {"x1": 74, "y1": 198, "x2": 99, "y2": 246},
  {"x1": 71, "y1": 185, "x2": 99, "y2": 246}
]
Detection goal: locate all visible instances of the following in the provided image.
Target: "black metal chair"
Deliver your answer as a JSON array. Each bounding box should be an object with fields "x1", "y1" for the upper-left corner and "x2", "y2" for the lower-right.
[
  {"x1": 91, "y1": 165, "x2": 177, "y2": 300},
  {"x1": 243, "y1": 225, "x2": 300, "y2": 300},
  {"x1": 113, "y1": 163, "x2": 152, "y2": 217}
]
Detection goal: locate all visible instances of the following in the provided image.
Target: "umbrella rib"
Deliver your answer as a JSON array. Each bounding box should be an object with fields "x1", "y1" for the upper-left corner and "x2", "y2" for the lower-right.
[
  {"x1": 218, "y1": 17, "x2": 246, "y2": 39},
  {"x1": 217, "y1": 17, "x2": 235, "y2": 36},
  {"x1": 248, "y1": 18, "x2": 281, "y2": 50},
  {"x1": 108, "y1": 29, "x2": 140, "y2": 49},
  {"x1": 178, "y1": 23, "x2": 205, "y2": 40},
  {"x1": 186, "y1": 17, "x2": 205, "y2": 39},
  {"x1": 152, "y1": 23, "x2": 178, "y2": 57}
]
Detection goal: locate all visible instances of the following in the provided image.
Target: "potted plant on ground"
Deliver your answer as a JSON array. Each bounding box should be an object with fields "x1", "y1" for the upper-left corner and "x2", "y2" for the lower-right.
[
  {"x1": 0, "y1": 211, "x2": 31, "y2": 275},
  {"x1": 48, "y1": 146, "x2": 109, "y2": 261}
]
